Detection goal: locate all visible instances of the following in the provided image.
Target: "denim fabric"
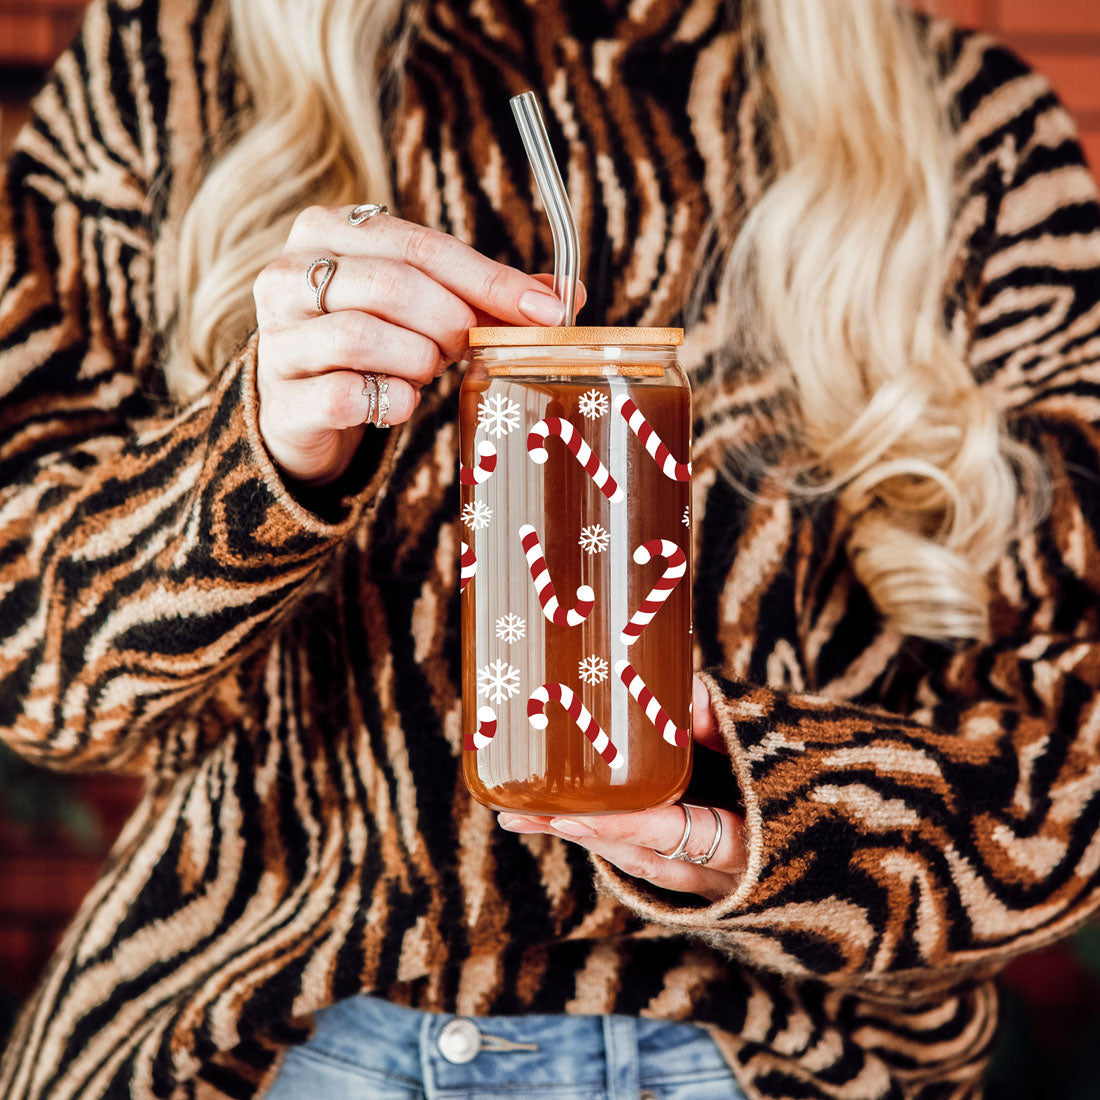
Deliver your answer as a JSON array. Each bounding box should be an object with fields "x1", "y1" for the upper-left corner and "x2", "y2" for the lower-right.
[{"x1": 265, "y1": 995, "x2": 748, "y2": 1099}]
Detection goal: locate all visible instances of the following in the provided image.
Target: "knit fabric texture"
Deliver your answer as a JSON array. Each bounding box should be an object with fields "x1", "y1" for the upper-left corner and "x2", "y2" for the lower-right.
[{"x1": 1, "y1": 1, "x2": 1099, "y2": 1097}]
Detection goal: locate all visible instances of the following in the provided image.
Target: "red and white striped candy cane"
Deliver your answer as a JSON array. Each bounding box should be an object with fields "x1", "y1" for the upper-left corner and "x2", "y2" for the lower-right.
[
  {"x1": 528, "y1": 683, "x2": 622, "y2": 769},
  {"x1": 620, "y1": 539, "x2": 687, "y2": 645},
  {"x1": 465, "y1": 705, "x2": 497, "y2": 751},
  {"x1": 519, "y1": 524, "x2": 595, "y2": 627},
  {"x1": 615, "y1": 660, "x2": 689, "y2": 748},
  {"x1": 527, "y1": 417, "x2": 624, "y2": 502},
  {"x1": 459, "y1": 440, "x2": 498, "y2": 486},
  {"x1": 460, "y1": 541, "x2": 477, "y2": 592},
  {"x1": 613, "y1": 394, "x2": 691, "y2": 481}
]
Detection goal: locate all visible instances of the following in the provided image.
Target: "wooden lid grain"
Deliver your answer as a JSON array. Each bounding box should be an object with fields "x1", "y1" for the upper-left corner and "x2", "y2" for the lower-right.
[{"x1": 468, "y1": 325, "x2": 683, "y2": 347}]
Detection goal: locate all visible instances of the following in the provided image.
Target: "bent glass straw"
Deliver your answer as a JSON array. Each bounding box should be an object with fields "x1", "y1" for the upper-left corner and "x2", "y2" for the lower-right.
[{"x1": 510, "y1": 91, "x2": 580, "y2": 326}]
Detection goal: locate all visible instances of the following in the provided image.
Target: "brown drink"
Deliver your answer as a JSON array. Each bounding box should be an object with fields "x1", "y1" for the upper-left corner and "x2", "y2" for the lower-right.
[{"x1": 459, "y1": 327, "x2": 692, "y2": 815}]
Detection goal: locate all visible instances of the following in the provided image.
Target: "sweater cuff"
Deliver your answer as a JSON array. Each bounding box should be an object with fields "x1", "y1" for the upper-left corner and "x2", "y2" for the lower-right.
[
  {"x1": 236, "y1": 332, "x2": 402, "y2": 536},
  {"x1": 590, "y1": 668, "x2": 764, "y2": 924}
]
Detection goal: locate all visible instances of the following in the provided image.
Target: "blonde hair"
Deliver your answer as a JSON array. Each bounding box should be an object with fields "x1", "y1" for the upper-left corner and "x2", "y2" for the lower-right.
[
  {"x1": 700, "y1": 1, "x2": 1045, "y2": 642},
  {"x1": 168, "y1": 0, "x2": 413, "y2": 397},
  {"x1": 168, "y1": 0, "x2": 1043, "y2": 643}
]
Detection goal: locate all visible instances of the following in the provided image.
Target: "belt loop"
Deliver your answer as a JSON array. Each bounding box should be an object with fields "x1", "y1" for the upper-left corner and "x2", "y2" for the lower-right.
[
  {"x1": 419, "y1": 1012, "x2": 439, "y2": 1100},
  {"x1": 603, "y1": 1014, "x2": 639, "y2": 1100}
]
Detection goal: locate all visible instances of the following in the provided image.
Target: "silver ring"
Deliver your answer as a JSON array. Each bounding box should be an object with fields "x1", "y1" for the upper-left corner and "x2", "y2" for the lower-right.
[
  {"x1": 375, "y1": 376, "x2": 391, "y2": 428},
  {"x1": 359, "y1": 372, "x2": 392, "y2": 429},
  {"x1": 361, "y1": 373, "x2": 378, "y2": 423},
  {"x1": 654, "y1": 804, "x2": 722, "y2": 865},
  {"x1": 683, "y1": 807, "x2": 723, "y2": 866},
  {"x1": 655, "y1": 803, "x2": 692, "y2": 860},
  {"x1": 306, "y1": 257, "x2": 336, "y2": 314},
  {"x1": 348, "y1": 203, "x2": 389, "y2": 225},
  {"x1": 361, "y1": 372, "x2": 378, "y2": 424}
]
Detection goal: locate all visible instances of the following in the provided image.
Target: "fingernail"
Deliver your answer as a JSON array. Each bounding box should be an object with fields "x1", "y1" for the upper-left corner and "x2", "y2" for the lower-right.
[
  {"x1": 549, "y1": 818, "x2": 595, "y2": 836},
  {"x1": 498, "y1": 814, "x2": 543, "y2": 833},
  {"x1": 518, "y1": 290, "x2": 565, "y2": 326}
]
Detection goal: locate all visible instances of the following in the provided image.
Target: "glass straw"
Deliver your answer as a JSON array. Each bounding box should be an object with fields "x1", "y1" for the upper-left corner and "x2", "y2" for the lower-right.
[{"x1": 510, "y1": 91, "x2": 580, "y2": 326}]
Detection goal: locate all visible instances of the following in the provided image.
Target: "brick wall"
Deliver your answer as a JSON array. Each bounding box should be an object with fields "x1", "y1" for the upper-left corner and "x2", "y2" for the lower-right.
[
  {"x1": 0, "y1": 0, "x2": 85, "y2": 68},
  {"x1": 0, "y1": 778, "x2": 140, "y2": 999},
  {"x1": 0, "y1": 0, "x2": 85, "y2": 152}
]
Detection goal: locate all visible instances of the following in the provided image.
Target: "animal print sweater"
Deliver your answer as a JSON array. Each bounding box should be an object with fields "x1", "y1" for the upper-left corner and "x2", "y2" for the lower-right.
[{"x1": 1, "y1": 0, "x2": 1099, "y2": 1097}]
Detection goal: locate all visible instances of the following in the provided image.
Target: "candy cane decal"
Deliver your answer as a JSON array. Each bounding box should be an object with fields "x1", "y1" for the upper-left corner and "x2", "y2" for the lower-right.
[
  {"x1": 613, "y1": 394, "x2": 691, "y2": 481},
  {"x1": 460, "y1": 541, "x2": 477, "y2": 592},
  {"x1": 620, "y1": 539, "x2": 687, "y2": 645},
  {"x1": 459, "y1": 440, "x2": 498, "y2": 486},
  {"x1": 527, "y1": 418, "x2": 624, "y2": 502},
  {"x1": 519, "y1": 524, "x2": 595, "y2": 627},
  {"x1": 528, "y1": 683, "x2": 623, "y2": 769},
  {"x1": 465, "y1": 705, "x2": 497, "y2": 751},
  {"x1": 615, "y1": 660, "x2": 689, "y2": 748}
]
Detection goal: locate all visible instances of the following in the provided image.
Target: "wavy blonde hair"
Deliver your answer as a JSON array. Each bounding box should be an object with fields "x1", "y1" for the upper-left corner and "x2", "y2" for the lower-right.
[
  {"x1": 169, "y1": 0, "x2": 413, "y2": 397},
  {"x1": 167, "y1": 0, "x2": 1042, "y2": 643},
  {"x1": 702, "y1": 2, "x2": 1045, "y2": 643}
]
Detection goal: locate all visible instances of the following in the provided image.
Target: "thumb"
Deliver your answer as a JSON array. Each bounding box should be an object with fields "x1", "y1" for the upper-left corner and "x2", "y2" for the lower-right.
[{"x1": 692, "y1": 674, "x2": 727, "y2": 754}]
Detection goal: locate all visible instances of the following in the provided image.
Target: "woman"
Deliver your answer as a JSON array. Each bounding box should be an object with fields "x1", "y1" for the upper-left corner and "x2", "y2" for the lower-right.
[{"x1": 0, "y1": 0, "x2": 1097, "y2": 1096}]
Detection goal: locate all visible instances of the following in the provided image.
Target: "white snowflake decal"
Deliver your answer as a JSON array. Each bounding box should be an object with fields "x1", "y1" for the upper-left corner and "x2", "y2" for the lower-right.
[
  {"x1": 476, "y1": 393, "x2": 522, "y2": 438},
  {"x1": 461, "y1": 500, "x2": 493, "y2": 530},
  {"x1": 477, "y1": 658, "x2": 521, "y2": 704},
  {"x1": 495, "y1": 613, "x2": 527, "y2": 644},
  {"x1": 578, "y1": 523, "x2": 610, "y2": 555},
  {"x1": 682, "y1": 505, "x2": 690, "y2": 527},
  {"x1": 578, "y1": 654, "x2": 609, "y2": 686},
  {"x1": 578, "y1": 388, "x2": 609, "y2": 420}
]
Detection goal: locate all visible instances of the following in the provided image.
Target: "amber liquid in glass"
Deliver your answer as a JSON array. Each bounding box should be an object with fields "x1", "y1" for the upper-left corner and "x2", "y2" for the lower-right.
[{"x1": 460, "y1": 367, "x2": 692, "y2": 814}]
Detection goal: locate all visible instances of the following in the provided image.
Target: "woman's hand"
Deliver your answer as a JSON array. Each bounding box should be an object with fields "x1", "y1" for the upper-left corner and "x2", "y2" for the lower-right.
[
  {"x1": 498, "y1": 675, "x2": 747, "y2": 902},
  {"x1": 254, "y1": 205, "x2": 584, "y2": 486}
]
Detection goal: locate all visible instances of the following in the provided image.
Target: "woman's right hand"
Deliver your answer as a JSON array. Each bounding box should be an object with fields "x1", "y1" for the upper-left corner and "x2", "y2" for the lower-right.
[{"x1": 254, "y1": 205, "x2": 578, "y2": 487}]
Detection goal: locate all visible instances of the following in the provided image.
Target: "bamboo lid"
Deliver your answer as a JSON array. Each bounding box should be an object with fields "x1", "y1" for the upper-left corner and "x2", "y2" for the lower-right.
[{"x1": 468, "y1": 325, "x2": 683, "y2": 347}]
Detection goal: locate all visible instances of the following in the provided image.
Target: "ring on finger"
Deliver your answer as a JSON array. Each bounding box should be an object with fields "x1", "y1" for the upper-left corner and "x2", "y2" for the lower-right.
[
  {"x1": 654, "y1": 803, "x2": 722, "y2": 866},
  {"x1": 348, "y1": 203, "x2": 389, "y2": 225},
  {"x1": 654, "y1": 803, "x2": 692, "y2": 860},
  {"x1": 375, "y1": 376, "x2": 391, "y2": 428},
  {"x1": 361, "y1": 372, "x2": 378, "y2": 423},
  {"x1": 360, "y1": 372, "x2": 392, "y2": 429},
  {"x1": 306, "y1": 257, "x2": 336, "y2": 314},
  {"x1": 683, "y1": 806, "x2": 723, "y2": 866}
]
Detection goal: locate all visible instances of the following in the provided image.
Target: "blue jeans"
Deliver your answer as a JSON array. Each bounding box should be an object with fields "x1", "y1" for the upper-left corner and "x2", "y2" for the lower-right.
[{"x1": 265, "y1": 995, "x2": 747, "y2": 1099}]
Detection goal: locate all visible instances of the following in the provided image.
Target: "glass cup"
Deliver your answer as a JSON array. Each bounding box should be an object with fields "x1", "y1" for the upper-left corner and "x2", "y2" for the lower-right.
[{"x1": 459, "y1": 326, "x2": 693, "y2": 815}]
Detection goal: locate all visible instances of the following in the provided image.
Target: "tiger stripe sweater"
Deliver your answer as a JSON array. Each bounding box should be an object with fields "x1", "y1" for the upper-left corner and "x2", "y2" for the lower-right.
[{"x1": 1, "y1": 0, "x2": 1099, "y2": 1097}]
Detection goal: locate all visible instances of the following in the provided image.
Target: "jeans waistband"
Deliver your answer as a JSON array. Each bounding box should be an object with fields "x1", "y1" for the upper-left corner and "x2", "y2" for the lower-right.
[{"x1": 276, "y1": 994, "x2": 741, "y2": 1100}]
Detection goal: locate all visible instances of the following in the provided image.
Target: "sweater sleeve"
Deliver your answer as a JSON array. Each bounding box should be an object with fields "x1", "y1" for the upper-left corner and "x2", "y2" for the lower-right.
[
  {"x1": 0, "y1": 0, "x2": 401, "y2": 773},
  {"x1": 592, "y1": 48, "x2": 1100, "y2": 986}
]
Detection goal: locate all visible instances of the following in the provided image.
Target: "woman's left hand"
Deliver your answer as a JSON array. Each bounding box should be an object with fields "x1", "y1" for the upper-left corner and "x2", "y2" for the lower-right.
[{"x1": 498, "y1": 675, "x2": 747, "y2": 902}]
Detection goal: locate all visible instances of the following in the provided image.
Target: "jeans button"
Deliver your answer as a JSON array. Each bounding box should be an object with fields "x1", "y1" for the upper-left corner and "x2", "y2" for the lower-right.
[
  {"x1": 640, "y1": 1092, "x2": 658, "y2": 1100},
  {"x1": 438, "y1": 1018, "x2": 481, "y2": 1064}
]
